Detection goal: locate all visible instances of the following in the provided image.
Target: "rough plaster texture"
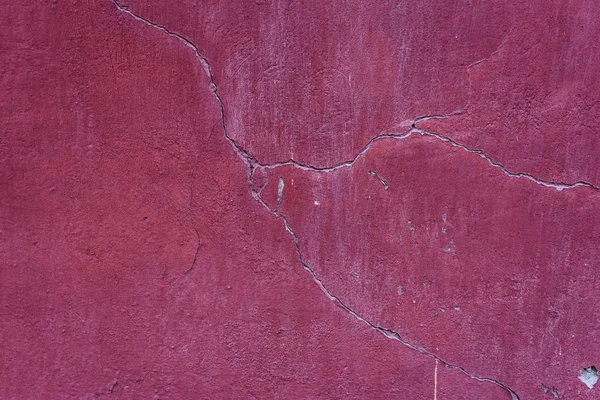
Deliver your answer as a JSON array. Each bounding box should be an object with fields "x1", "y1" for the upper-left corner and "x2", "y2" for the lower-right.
[{"x1": 2, "y1": 1, "x2": 600, "y2": 399}]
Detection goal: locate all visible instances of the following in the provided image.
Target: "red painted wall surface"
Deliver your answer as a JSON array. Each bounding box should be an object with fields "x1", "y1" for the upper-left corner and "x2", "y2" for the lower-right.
[{"x1": 2, "y1": 1, "x2": 600, "y2": 399}]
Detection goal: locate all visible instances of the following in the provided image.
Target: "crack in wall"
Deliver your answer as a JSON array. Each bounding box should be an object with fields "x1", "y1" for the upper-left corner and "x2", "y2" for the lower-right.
[
  {"x1": 409, "y1": 28, "x2": 514, "y2": 128},
  {"x1": 111, "y1": 2, "x2": 531, "y2": 397},
  {"x1": 182, "y1": 236, "x2": 201, "y2": 276},
  {"x1": 413, "y1": 128, "x2": 600, "y2": 192},
  {"x1": 271, "y1": 206, "x2": 521, "y2": 400},
  {"x1": 112, "y1": 0, "x2": 599, "y2": 193},
  {"x1": 258, "y1": 127, "x2": 600, "y2": 192},
  {"x1": 111, "y1": 0, "x2": 256, "y2": 172}
]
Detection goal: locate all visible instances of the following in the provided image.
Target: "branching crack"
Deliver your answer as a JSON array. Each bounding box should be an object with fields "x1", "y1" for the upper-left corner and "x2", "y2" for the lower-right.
[
  {"x1": 113, "y1": 0, "x2": 598, "y2": 193},
  {"x1": 111, "y1": 3, "x2": 535, "y2": 398}
]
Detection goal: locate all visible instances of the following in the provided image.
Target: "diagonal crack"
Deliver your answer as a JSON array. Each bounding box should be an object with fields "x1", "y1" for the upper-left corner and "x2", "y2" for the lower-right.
[
  {"x1": 413, "y1": 127, "x2": 600, "y2": 192},
  {"x1": 111, "y1": 0, "x2": 256, "y2": 172},
  {"x1": 111, "y1": 2, "x2": 530, "y2": 398},
  {"x1": 269, "y1": 202, "x2": 521, "y2": 400}
]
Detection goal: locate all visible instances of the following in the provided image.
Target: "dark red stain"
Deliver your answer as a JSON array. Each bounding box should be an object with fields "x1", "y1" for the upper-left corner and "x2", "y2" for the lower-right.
[{"x1": 2, "y1": 0, "x2": 599, "y2": 399}]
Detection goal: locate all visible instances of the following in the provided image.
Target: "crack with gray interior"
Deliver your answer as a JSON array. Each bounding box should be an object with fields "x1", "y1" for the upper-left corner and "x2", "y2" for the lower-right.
[{"x1": 110, "y1": 2, "x2": 548, "y2": 398}]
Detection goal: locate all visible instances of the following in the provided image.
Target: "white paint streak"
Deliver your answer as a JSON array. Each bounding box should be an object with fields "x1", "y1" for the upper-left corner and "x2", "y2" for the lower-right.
[
  {"x1": 434, "y1": 359, "x2": 439, "y2": 400},
  {"x1": 277, "y1": 177, "x2": 285, "y2": 199}
]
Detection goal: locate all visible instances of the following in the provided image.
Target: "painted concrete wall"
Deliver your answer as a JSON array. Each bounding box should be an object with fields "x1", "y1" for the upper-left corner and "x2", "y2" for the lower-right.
[{"x1": 2, "y1": 1, "x2": 600, "y2": 398}]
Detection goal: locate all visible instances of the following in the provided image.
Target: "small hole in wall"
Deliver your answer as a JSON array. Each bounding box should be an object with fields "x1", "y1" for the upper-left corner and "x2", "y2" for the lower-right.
[{"x1": 578, "y1": 366, "x2": 598, "y2": 389}]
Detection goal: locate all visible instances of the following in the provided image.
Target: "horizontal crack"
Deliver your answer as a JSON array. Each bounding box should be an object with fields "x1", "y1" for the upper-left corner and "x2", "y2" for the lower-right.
[
  {"x1": 257, "y1": 130, "x2": 413, "y2": 173},
  {"x1": 259, "y1": 126, "x2": 600, "y2": 192}
]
